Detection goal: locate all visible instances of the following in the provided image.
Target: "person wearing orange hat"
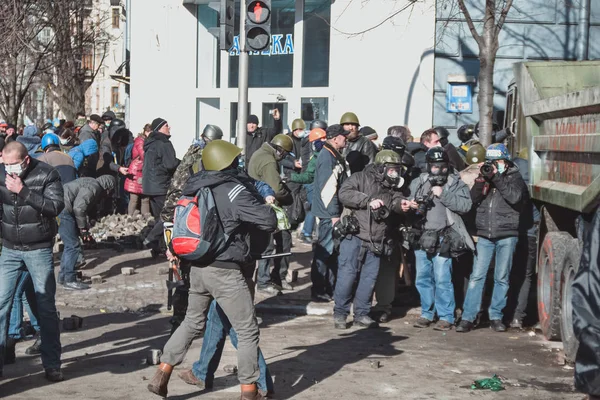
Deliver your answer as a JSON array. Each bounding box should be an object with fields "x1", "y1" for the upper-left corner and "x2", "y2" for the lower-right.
[
  {"x1": 288, "y1": 127, "x2": 326, "y2": 244},
  {"x1": 0, "y1": 122, "x2": 7, "y2": 135}
]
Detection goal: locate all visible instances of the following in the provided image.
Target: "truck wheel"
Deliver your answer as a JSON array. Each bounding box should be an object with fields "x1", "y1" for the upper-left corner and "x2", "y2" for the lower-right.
[
  {"x1": 560, "y1": 239, "x2": 581, "y2": 363},
  {"x1": 538, "y1": 232, "x2": 571, "y2": 340}
]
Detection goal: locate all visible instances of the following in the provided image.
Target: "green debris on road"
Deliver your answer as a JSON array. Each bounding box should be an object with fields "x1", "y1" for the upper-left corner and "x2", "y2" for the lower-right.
[{"x1": 470, "y1": 375, "x2": 505, "y2": 391}]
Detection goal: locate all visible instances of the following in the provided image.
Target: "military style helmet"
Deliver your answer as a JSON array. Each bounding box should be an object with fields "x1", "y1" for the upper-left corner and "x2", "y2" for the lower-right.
[
  {"x1": 109, "y1": 119, "x2": 126, "y2": 131},
  {"x1": 41, "y1": 133, "x2": 60, "y2": 150},
  {"x1": 270, "y1": 134, "x2": 293, "y2": 152},
  {"x1": 425, "y1": 146, "x2": 449, "y2": 163},
  {"x1": 457, "y1": 124, "x2": 476, "y2": 143},
  {"x1": 465, "y1": 144, "x2": 486, "y2": 165},
  {"x1": 381, "y1": 136, "x2": 406, "y2": 156},
  {"x1": 201, "y1": 124, "x2": 223, "y2": 141},
  {"x1": 310, "y1": 119, "x2": 327, "y2": 131},
  {"x1": 375, "y1": 150, "x2": 402, "y2": 165},
  {"x1": 485, "y1": 143, "x2": 510, "y2": 161},
  {"x1": 433, "y1": 126, "x2": 450, "y2": 139},
  {"x1": 339, "y1": 112, "x2": 360, "y2": 126},
  {"x1": 202, "y1": 140, "x2": 242, "y2": 171},
  {"x1": 291, "y1": 119, "x2": 306, "y2": 131}
]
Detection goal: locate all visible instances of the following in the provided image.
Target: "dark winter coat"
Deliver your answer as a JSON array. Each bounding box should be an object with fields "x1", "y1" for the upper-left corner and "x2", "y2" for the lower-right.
[
  {"x1": 408, "y1": 142, "x2": 427, "y2": 176},
  {"x1": 470, "y1": 164, "x2": 529, "y2": 239},
  {"x1": 444, "y1": 143, "x2": 467, "y2": 171},
  {"x1": 0, "y1": 159, "x2": 64, "y2": 250},
  {"x1": 248, "y1": 143, "x2": 291, "y2": 204},
  {"x1": 181, "y1": 169, "x2": 277, "y2": 267},
  {"x1": 343, "y1": 135, "x2": 377, "y2": 174},
  {"x1": 280, "y1": 134, "x2": 310, "y2": 173},
  {"x1": 63, "y1": 176, "x2": 116, "y2": 229},
  {"x1": 312, "y1": 142, "x2": 350, "y2": 219},
  {"x1": 338, "y1": 164, "x2": 405, "y2": 243},
  {"x1": 142, "y1": 131, "x2": 180, "y2": 196},
  {"x1": 124, "y1": 135, "x2": 145, "y2": 195},
  {"x1": 242, "y1": 119, "x2": 282, "y2": 166},
  {"x1": 98, "y1": 127, "x2": 133, "y2": 176},
  {"x1": 78, "y1": 124, "x2": 99, "y2": 145},
  {"x1": 37, "y1": 149, "x2": 77, "y2": 184}
]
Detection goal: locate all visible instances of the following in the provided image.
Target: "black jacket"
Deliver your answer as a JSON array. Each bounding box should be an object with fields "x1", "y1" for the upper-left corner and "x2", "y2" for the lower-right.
[
  {"x1": 182, "y1": 169, "x2": 277, "y2": 267},
  {"x1": 142, "y1": 132, "x2": 180, "y2": 195},
  {"x1": 64, "y1": 176, "x2": 116, "y2": 229},
  {"x1": 243, "y1": 119, "x2": 282, "y2": 166},
  {"x1": 444, "y1": 143, "x2": 467, "y2": 172},
  {"x1": 408, "y1": 142, "x2": 427, "y2": 177},
  {"x1": 471, "y1": 165, "x2": 528, "y2": 239},
  {"x1": 343, "y1": 135, "x2": 377, "y2": 174},
  {"x1": 98, "y1": 127, "x2": 133, "y2": 176},
  {"x1": 0, "y1": 159, "x2": 64, "y2": 250},
  {"x1": 338, "y1": 164, "x2": 404, "y2": 243}
]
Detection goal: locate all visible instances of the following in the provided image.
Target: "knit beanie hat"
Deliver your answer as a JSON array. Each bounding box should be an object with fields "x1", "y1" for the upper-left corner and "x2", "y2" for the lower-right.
[{"x1": 151, "y1": 117, "x2": 167, "y2": 132}]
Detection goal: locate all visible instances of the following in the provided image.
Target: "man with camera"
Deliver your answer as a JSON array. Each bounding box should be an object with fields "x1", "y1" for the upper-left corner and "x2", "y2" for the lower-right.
[
  {"x1": 333, "y1": 150, "x2": 410, "y2": 329},
  {"x1": 310, "y1": 124, "x2": 351, "y2": 302},
  {"x1": 409, "y1": 147, "x2": 473, "y2": 331},
  {"x1": 456, "y1": 143, "x2": 528, "y2": 333}
]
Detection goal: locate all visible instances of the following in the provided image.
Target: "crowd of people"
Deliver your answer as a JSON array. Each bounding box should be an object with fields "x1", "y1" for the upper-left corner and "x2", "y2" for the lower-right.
[{"x1": 0, "y1": 109, "x2": 540, "y2": 400}]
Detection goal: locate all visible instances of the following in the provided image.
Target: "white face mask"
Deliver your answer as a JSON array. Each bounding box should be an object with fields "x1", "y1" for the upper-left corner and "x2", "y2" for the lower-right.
[
  {"x1": 5, "y1": 162, "x2": 24, "y2": 176},
  {"x1": 60, "y1": 138, "x2": 70, "y2": 145}
]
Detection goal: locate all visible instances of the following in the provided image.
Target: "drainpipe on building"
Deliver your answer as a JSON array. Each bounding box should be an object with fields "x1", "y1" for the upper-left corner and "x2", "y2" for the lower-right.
[{"x1": 577, "y1": 0, "x2": 591, "y2": 61}]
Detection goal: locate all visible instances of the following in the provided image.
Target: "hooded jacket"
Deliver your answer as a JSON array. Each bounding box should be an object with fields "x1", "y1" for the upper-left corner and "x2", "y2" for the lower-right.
[
  {"x1": 142, "y1": 131, "x2": 180, "y2": 195},
  {"x1": 181, "y1": 169, "x2": 277, "y2": 267},
  {"x1": 17, "y1": 126, "x2": 42, "y2": 158},
  {"x1": 470, "y1": 164, "x2": 529, "y2": 239},
  {"x1": 124, "y1": 135, "x2": 146, "y2": 195},
  {"x1": 98, "y1": 126, "x2": 133, "y2": 176},
  {"x1": 248, "y1": 142, "x2": 291, "y2": 205},
  {"x1": 78, "y1": 123, "x2": 99, "y2": 145},
  {"x1": 242, "y1": 118, "x2": 282, "y2": 166},
  {"x1": 338, "y1": 164, "x2": 405, "y2": 243},
  {"x1": 63, "y1": 176, "x2": 116, "y2": 229},
  {"x1": 0, "y1": 158, "x2": 64, "y2": 250},
  {"x1": 312, "y1": 142, "x2": 350, "y2": 219},
  {"x1": 69, "y1": 139, "x2": 99, "y2": 177},
  {"x1": 343, "y1": 135, "x2": 377, "y2": 174}
]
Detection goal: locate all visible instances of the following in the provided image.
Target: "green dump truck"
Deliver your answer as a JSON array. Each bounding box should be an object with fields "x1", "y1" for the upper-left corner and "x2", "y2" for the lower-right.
[{"x1": 504, "y1": 61, "x2": 600, "y2": 362}]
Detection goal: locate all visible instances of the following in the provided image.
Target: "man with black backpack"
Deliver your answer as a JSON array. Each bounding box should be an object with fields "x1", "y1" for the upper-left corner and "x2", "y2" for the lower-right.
[{"x1": 147, "y1": 140, "x2": 277, "y2": 400}]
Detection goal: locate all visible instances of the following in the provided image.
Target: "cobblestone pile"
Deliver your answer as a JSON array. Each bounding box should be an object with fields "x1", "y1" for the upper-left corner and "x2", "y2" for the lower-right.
[{"x1": 89, "y1": 211, "x2": 155, "y2": 241}]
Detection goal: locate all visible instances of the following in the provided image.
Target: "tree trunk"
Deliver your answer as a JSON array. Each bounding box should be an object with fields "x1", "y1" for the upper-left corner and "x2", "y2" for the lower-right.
[{"x1": 477, "y1": 49, "x2": 496, "y2": 147}]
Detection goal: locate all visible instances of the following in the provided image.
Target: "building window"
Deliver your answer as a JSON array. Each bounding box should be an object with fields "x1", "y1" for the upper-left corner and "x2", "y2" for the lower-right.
[
  {"x1": 112, "y1": 8, "x2": 120, "y2": 29},
  {"x1": 197, "y1": 5, "x2": 220, "y2": 89},
  {"x1": 111, "y1": 87, "x2": 119, "y2": 107},
  {"x1": 301, "y1": 97, "x2": 328, "y2": 125},
  {"x1": 228, "y1": 0, "x2": 294, "y2": 88},
  {"x1": 302, "y1": 0, "x2": 330, "y2": 87},
  {"x1": 82, "y1": 48, "x2": 94, "y2": 71}
]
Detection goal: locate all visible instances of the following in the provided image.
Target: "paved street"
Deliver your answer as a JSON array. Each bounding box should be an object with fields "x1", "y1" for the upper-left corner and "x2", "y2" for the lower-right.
[{"x1": 0, "y1": 239, "x2": 582, "y2": 399}]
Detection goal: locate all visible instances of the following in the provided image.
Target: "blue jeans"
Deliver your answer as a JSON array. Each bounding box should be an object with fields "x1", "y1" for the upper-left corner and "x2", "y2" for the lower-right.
[
  {"x1": 191, "y1": 301, "x2": 273, "y2": 393},
  {"x1": 58, "y1": 210, "x2": 81, "y2": 283},
  {"x1": 415, "y1": 250, "x2": 455, "y2": 323},
  {"x1": 302, "y1": 184, "x2": 315, "y2": 238},
  {"x1": 311, "y1": 218, "x2": 337, "y2": 296},
  {"x1": 462, "y1": 236, "x2": 519, "y2": 322},
  {"x1": 0, "y1": 247, "x2": 61, "y2": 371},
  {"x1": 8, "y1": 271, "x2": 40, "y2": 339},
  {"x1": 334, "y1": 235, "x2": 381, "y2": 318}
]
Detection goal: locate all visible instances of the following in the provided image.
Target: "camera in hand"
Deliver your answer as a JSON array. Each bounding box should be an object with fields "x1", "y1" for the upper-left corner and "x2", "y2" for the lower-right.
[
  {"x1": 415, "y1": 193, "x2": 434, "y2": 216},
  {"x1": 480, "y1": 161, "x2": 495, "y2": 178},
  {"x1": 370, "y1": 204, "x2": 390, "y2": 222},
  {"x1": 333, "y1": 214, "x2": 360, "y2": 239}
]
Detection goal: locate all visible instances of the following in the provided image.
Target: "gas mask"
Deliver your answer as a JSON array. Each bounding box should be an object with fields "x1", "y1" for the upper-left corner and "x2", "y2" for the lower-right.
[
  {"x1": 275, "y1": 147, "x2": 287, "y2": 161},
  {"x1": 312, "y1": 140, "x2": 325, "y2": 153},
  {"x1": 5, "y1": 160, "x2": 27, "y2": 177},
  {"x1": 383, "y1": 164, "x2": 404, "y2": 188},
  {"x1": 427, "y1": 162, "x2": 449, "y2": 186}
]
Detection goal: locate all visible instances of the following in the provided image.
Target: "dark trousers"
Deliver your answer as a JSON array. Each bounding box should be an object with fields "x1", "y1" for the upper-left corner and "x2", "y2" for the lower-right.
[
  {"x1": 150, "y1": 195, "x2": 166, "y2": 219},
  {"x1": 257, "y1": 230, "x2": 291, "y2": 287},
  {"x1": 311, "y1": 219, "x2": 337, "y2": 297},
  {"x1": 334, "y1": 235, "x2": 381, "y2": 318},
  {"x1": 146, "y1": 195, "x2": 167, "y2": 251},
  {"x1": 508, "y1": 235, "x2": 537, "y2": 322},
  {"x1": 58, "y1": 211, "x2": 82, "y2": 283}
]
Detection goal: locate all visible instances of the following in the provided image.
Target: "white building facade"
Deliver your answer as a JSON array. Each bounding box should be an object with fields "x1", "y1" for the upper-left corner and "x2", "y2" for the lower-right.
[{"x1": 129, "y1": 0, "x2": 436, "y2": 157}]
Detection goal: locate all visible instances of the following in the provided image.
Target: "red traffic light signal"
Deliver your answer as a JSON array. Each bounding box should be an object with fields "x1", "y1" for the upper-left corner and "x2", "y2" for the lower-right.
[
  {"x1": 247, "y1": 1, "x2": 270, "y2": 24},
  {"x1": 245, "y1": 0, "x2": 271, "y2": 51}
]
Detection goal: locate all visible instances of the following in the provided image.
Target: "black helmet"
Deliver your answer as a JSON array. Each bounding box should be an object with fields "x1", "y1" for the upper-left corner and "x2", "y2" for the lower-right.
[
  {"x1": 433, "y1": 126, "x2": 450, "y2": 146},
  {"x1": 109, "y1": 119, "x2": 126, "y2": 131},
  {"x1": 457, "y1": 124, "x2": 476, "y2": 143},
  {"x1": 381, "y1": 136, "x2": 406, "y2": 156},
  {"x1": 425, "y1": 146, "x2": 449, "y2": 163},
  {"x1": 201, "y1": 124, "x2": 223, "y2": 141},
  {"x1": 310, "y1": 119, "x2": 327, "y2": 131}
]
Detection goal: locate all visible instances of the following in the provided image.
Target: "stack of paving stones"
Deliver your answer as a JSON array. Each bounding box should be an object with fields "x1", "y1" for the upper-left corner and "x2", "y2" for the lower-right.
[{"x1": 89, "y1": 211, "x2": 154, "y2": 244}]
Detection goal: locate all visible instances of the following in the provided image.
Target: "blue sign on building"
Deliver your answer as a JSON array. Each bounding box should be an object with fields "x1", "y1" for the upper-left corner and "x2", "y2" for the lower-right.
[
  {"x1": 229, "y1": 34, "x2": 294, "y2": 57},
  {"x1": 446, "y1": 83, "x2": 473, "y2": 114}
]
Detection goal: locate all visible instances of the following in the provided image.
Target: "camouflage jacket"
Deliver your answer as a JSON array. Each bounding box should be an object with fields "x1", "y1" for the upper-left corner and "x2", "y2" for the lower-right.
[{"x1": 160, "y1": 144, "x2": 203, "y2": 223}]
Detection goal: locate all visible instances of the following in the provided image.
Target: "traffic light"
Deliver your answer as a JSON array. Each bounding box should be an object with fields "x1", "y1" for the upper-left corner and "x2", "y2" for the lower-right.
[
  {"x1": 220, "y1": 0, "x2": 235, "y2": 51},
  {"x1": 245, "y1": 0, "x2": 271, "y2": 51}
]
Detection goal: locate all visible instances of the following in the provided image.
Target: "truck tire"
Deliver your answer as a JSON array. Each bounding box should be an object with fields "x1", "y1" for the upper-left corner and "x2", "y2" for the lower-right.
[
  {"x1": 560, "y1": 239, "x2": 581, "y2": 363},
  {"x1": 538, "y1": 232, "x2": 572, "y2": 340}
]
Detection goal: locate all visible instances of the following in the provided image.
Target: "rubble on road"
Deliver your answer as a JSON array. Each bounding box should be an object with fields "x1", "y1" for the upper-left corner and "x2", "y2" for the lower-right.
[{"x1": 89, "y1": 211, "x2": 154, "y2": 243}]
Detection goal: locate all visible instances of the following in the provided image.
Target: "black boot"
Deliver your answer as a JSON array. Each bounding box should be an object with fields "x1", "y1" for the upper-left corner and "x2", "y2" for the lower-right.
[
  {"x1": 25, "y1": 333, "x2": 41, "y2": 355},
  {"x1": 5, "y1": 338, "x2": 16, "y2": 364}
]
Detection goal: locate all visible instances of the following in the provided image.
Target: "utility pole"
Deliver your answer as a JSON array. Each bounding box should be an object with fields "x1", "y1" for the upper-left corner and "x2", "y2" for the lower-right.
[{"x1": 236, "y1": 2, "x2": 249, "y2": 158}]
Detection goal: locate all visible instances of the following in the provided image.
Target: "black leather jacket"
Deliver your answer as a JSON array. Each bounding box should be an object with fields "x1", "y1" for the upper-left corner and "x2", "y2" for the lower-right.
[{"x1": 0, "y1": 159, "x2": 65, "y2": 250}]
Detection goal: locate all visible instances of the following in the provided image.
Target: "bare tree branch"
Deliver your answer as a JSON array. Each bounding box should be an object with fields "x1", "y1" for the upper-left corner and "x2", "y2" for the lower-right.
[
  {"x1": 496, "y1": 0, "x2": 514, "y2": 35},
  {"x1": 456, "y1": 0, "x2": 483, "y2": 47}
]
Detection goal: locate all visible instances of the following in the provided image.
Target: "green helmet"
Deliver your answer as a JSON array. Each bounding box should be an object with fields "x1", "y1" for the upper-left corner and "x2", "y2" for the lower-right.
[
  {"x1": 466, "y1": 144, "x2": 486, "y2": 165},
  {"x1": 270, "y1": 134, "x2": 293, "y2": 152},
  {"x1": 340, "y1": 112, "x2": 360, "y2": 126},
  {"x1": 202, "y1": 140, "x2": 242, "y2": 171},
  {"x1": 201, "y1": 124, "x2": 223, "y2": 141},
  {"x1": 291, "y1": 119, "x2": 306, "y2": 131},
  {"x1": 375, "y1": 150, "x2": 402, "y2": 165}
]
